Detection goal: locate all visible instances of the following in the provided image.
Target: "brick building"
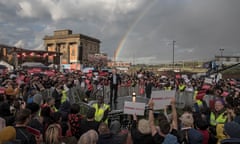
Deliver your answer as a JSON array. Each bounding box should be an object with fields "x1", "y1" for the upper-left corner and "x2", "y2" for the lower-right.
[{"x1": 43, "y1": 29, "x2": 101, "y2": 65}]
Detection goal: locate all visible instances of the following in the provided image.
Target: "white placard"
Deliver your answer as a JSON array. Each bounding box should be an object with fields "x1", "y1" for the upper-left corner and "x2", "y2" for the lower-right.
[
  {"x1": 151, "y1": 90, "x2": 175, "y2": 110},
  {"x1": 181, "y1": 74, "x2": 188, "y2": 79},
  {"x1": 204, "y1": 78, "x2": 213, "y2": 85},
  {"x1": 123, "y1": 101, "x2": 146, "y2": 116}
]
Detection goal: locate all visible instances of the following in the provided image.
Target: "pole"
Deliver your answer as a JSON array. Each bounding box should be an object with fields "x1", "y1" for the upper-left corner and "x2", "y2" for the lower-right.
[
  {"x1": 219, "y1": 48, "x2": 224, "y2": 68},
  {"x1": 173, "y1": 40, "x2": 176, "y2": 70}
]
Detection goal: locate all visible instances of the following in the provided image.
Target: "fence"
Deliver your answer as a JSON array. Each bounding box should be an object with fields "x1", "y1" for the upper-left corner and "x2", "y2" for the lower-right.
[{"x1": 38, "y1": 84, "x2": 216, "y2": 116}]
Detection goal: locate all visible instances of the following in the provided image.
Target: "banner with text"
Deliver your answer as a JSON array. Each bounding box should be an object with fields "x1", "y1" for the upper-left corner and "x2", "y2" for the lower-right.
[
  {"x1": 151, "y1": 90, "x2": 175, "y2": 110},
  {"x1": 204, "y1": 78, "x2": 213, "y2": 85},
  {"x1": 123, "y1": 101, "x2": 146, "y2": 116}
]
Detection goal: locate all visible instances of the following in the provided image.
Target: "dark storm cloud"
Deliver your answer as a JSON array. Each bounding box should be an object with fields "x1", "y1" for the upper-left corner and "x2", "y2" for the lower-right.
[
  {"x1": 119, "y1": 0, "x2": 240, "y2": 63},
  {"x1": 0, "y1": 0, "x2": 239, "y2": 63}
]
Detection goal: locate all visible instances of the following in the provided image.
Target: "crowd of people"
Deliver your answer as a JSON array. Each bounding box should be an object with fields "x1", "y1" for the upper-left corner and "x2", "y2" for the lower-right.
[{"x1": 0, "y1": 67, "x2": 239, "y2": 144}]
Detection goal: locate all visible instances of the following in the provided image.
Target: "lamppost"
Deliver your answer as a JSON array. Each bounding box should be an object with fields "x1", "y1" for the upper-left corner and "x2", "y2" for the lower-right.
[
  {"x1": 219, "y1": 48, "x2": 224, "y2": 68},
  {"x1": 173, "y1": 40, "x2": 176, "y2": 70}
]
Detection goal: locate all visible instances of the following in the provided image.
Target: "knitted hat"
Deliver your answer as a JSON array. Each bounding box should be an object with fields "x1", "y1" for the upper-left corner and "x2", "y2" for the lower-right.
[{"x1": 0, "y1": 126, "x2": 16, "y2": 142}]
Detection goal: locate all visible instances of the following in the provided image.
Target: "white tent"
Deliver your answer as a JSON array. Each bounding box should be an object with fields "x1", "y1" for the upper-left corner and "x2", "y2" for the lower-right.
[{"x1": 0, "y1": 60, "x2": 14, "y2": 71}]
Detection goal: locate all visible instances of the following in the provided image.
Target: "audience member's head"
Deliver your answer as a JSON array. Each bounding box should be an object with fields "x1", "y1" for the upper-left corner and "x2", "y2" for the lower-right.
[
  {"x1": 180, "y1": 112, "x2": 194, "y2": 127},
  {"x1": 26, "y1": 102, "x2": 40, "y2": 116},
  {"x1": 41, "y1": 106, "x2": 51, "y2": 117},
  {"x1": 215, "y1": 99, "x2": 225, "y2": 112},
  {"x1": 96, "y1": 95, "x2": 104, "y2": 105},
  {"x1": 46, "y1": 97, "x2": 55, "y2": 107},
  {"x1": 158, "y1": 120, "x2": 171, "y2": 135},
  {"x1": 88, "y1": 130, "x2": 98, "y2": 144},
  {"x1": 51, "y1": 112, "x2": 62, "y2": 124},
  {"x1": 195, "y1": 118, "x2": 208, "y2": 130},
  {"x1": 110, "y1": 120, "x2": 121, "y2": 135},
  {"x1": 78, "y1": 130, "x2": 98, "y2": 144},
  {"x1": 224, "y1": 121, "x2": 240, "y2": 138},
  {"x1": 137, "y1": 119, "x2": 151, "y2": 134},
  {"x1": 15, "y1": 108, "x2": 31, "y2": 125},
  {"x1": 87, "y1": 107, "x2": 96, "y2": 119},
  {"x1": 70, "y1": 103, "x2": 80, "y2": 114},
  {"x1": 0, "y1": 126, "x2": 16, "y2": 143},
  {"x1": 45, "y1": 124, "x2": 62, "y2": 144},
  {"x1": 98, "y1": 122, "x2": 110, "y2": 135}
]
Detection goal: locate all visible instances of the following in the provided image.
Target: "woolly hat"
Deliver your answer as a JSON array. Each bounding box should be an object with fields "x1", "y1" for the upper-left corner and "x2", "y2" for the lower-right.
[
  {"x1": 224, "y1": 121, "x2": 240, "y2": 138},
  {"x1": 0, "y1": 126, "x2": 16, "y2": 142}
]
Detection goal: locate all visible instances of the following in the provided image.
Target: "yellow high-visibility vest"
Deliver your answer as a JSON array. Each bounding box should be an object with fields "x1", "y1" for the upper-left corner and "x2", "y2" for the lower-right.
[
  {"x1": 196, "y1": 100, "x2": 203, "y2": 107},
  {"x1": 193, "y1": 90, "x2": 198, "y2": 100},
  {"x1": 179, "y1": 85, "x2": 186, "y2": 91},
  {"x1": 164, "y1": 86, "x2": 172, "y2": 91},
  {"x1": 92, "y1": 103, "x2": 110, "y2": 123},
  {"x1": 210, "y1": 111, "x2": 227, "y2": 126},
  {"x1": 61, "y1": 90, "x2": 67, "y2": 103}
]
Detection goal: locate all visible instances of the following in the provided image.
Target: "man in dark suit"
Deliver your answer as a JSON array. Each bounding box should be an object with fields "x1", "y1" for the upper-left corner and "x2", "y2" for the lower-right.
[{"x1": 109, "y1": 68, "x2": 121, "y2": 104}]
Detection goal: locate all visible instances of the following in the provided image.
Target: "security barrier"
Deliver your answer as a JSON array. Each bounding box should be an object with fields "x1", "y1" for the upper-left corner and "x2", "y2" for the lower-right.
[{"x1": 39, "y1": 84, "x2": 216, "y2": 114}]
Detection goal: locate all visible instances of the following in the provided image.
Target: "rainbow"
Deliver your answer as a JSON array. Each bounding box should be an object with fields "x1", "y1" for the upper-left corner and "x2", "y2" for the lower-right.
[{"x1": 114, "y1": 0, "x2": 157, "y2": 61}]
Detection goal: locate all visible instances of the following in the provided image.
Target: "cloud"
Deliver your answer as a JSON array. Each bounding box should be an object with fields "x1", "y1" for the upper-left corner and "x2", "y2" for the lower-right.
[
  {"x1": 0, "y1": 0, "x2": 240, "y2": 64},
  {"x1": 14, "y1": 40, "x2": 25, "y2": 48}
]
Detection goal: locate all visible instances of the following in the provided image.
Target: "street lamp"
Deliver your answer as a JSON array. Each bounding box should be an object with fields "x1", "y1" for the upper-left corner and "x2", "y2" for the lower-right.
[
  {"x1": 219, "y1": 48, "x2": 224, "y2": 68},
  {"x1": 219, "y1": 48, "x2": 224, "y2": 57},
  {"x1": 173, "y1": 40, "x2": 176, "y2": 70}
]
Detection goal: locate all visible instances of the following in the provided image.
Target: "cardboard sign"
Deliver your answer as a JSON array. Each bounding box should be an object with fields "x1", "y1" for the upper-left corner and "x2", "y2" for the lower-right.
[
  {"x1": 151, "y1": 90, "x2": 175, "y2": 110},
  {"x1": 181, "y1": 74, "x2": 188, "y2": 79},
  {"x1": 123, "y1": 101, "x2": 145, "y2": 116},
  {"x1": 204, "y1": 78, "x2": 213, "y2": 85}
]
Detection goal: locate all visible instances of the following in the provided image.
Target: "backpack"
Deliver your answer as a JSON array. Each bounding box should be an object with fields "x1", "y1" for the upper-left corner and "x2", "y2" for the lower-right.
[
  {"x1": 179, "y1": 128, "x2": 203, "y2": 144},
  {"x1": 179, "y1": 129, "x2": 189, "y2": 144}
]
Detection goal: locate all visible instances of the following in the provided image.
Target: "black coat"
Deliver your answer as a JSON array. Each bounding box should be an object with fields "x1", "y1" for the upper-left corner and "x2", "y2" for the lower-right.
[
  {"x1": 15, "y1": 126, "x2": 36, "y2": 144},
  {"x1": 109, "y1": 74, "x2": 121, "y2": 86},
  {"x1": 97, "y1": 133, "x2": 122, "y2": 144}
]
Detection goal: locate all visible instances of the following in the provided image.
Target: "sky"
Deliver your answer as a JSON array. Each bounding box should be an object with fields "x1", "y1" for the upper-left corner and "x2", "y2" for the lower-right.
[{"x1": 0, "y1": 0, "x2": 240, "y2": 64}]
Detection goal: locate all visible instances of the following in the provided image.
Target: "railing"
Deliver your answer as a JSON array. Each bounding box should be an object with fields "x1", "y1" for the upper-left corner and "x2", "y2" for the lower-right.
[{"x1": 39, "y1": 84, "x2": 216, "y2": 116}]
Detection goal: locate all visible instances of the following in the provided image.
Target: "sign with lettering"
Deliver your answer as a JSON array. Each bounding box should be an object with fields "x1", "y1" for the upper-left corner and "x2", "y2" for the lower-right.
[
  {"x1": 204, "y1": 78, "x2": 213, "y2": 85},
  {"x1": 151, "y1": 90, "x2": 175, "y2": 110},
  {"x1": 123, "y1": 101, "x2": 146, "y2": 116}
]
